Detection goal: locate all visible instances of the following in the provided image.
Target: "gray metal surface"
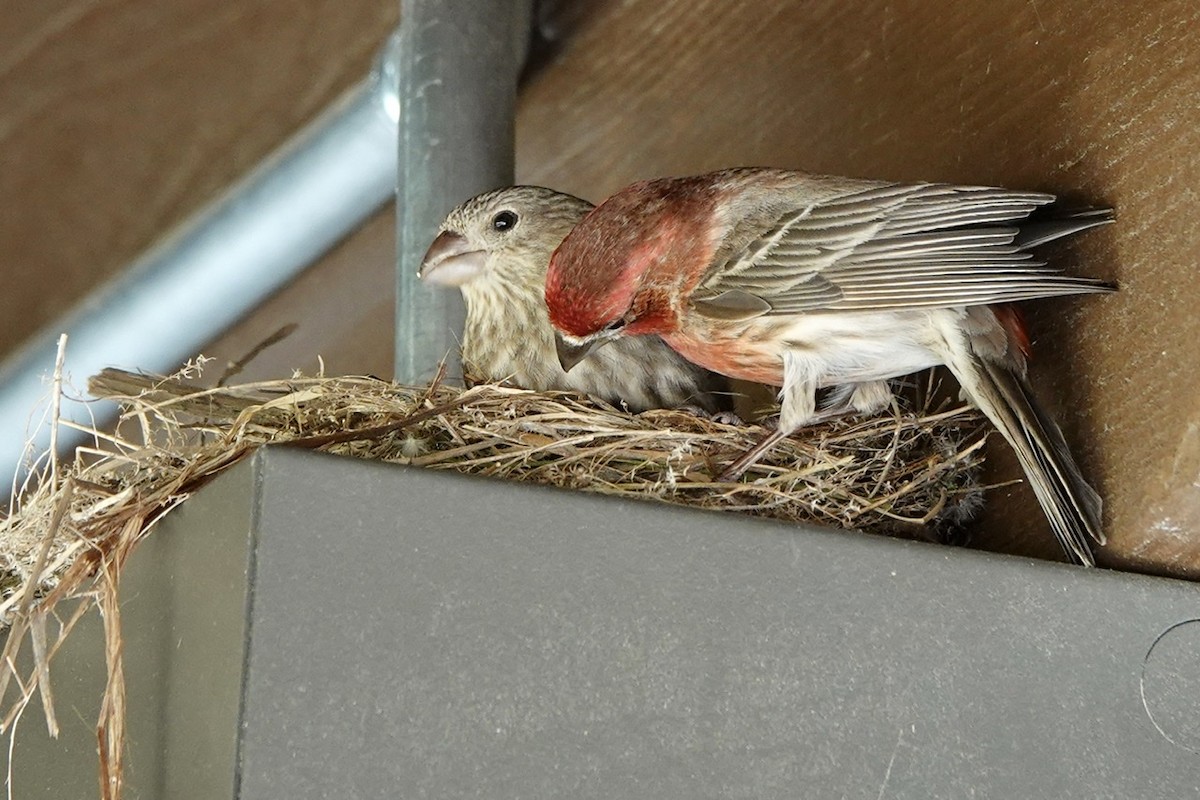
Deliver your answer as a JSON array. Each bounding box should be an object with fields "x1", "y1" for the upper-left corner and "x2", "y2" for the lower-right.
[
  {"x1": 394, "y1": 0, "x2": 533, "y2": 383},
  {"x1": 4, "y1": 456, "x2": 257, "y2": 799},
  {"x1": 241, "y1": 450, "x2": 1199, "y2": 798},
  {"x1": 0, "y1": 32, "x2": 402, "y2": 492},
  {"x1": 7, "y1": 447, "x2": 1200, "y2": 798}
]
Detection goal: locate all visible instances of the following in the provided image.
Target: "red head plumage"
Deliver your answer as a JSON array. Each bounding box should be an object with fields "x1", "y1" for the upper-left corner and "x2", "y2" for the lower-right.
[{"x1": 545, "y1": 176, "x2": 721, "y2": 339}]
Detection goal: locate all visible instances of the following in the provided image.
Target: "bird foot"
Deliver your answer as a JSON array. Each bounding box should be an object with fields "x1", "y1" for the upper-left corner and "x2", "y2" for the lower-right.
[
  {"x1": 708, "y1": 410, "x2": 746, "y2": 426},
  {"x1": 717, "y1": 404, "x2": 863, "y2": 481},
  {"x1": 675, "y1": 405, "x2": 746, "y2": 426}
]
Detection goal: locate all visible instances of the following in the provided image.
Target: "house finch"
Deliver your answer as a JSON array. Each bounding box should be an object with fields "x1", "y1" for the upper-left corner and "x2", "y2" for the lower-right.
[
  {"x1": 545, "y1": 168, "x2": 1115, "y2": 566},
  {"x1": 418, "y1": 185, "x2": 731, "y2": 413}
]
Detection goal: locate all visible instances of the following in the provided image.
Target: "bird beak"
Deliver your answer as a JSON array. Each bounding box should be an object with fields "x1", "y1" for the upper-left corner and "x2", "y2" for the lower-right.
[
  {"x1": 555, "y1": 332, "x2": 601, "y2": 373},
  {"x1": 418, "y1": 231, "x2": 487, "y2": 286}
]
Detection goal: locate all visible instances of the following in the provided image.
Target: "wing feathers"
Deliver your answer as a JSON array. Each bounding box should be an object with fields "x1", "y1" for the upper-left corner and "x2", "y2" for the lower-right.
[{"x1": 695, "y1": 180, "x2": 1111, "y2": 317}]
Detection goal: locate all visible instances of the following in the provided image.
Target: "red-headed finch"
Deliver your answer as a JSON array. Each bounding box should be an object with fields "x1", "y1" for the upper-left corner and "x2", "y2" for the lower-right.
[
  {"x1": 545, "y1": 168, "x2": 1115, "y2": 566},
  {"x1": 418, "y1": 186, "x2": 731, "y2": 414}
]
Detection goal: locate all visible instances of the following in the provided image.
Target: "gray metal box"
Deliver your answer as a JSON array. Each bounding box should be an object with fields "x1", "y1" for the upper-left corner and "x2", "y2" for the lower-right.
[{"x1": 8, "y1": 446, "x2": 1200, "y2": 798}]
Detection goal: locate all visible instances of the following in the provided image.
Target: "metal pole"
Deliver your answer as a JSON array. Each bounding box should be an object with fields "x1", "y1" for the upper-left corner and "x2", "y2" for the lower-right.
[{"x1": 394, "y1": 0, "x2": 533, "y2": 383}]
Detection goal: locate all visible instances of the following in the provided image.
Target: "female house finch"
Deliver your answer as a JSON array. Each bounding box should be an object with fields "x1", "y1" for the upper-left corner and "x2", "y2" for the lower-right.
[
  {"x1": 545, "y1": 168, "x2": 1115, "y2": 566},
  {"x1": 418, "y1": 186, "x2": 730, "y2": 413}
]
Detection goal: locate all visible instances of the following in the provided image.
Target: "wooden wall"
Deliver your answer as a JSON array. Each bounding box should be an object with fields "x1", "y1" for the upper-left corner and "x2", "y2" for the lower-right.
[{"x1": 4, "y1": 1, "x2": 1199, "y2": 575}]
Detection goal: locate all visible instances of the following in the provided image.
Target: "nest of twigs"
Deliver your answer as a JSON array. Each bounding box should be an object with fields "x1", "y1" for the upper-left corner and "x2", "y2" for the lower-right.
[
  {"x1": 5, "y1": 366, "x2": 988, "y2": 611},
  {"x1": 0, "y1": 358, "x2": 987, "y2": 798}
]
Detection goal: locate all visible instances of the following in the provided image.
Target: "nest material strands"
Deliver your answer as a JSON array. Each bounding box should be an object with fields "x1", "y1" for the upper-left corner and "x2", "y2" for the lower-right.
[
  {"x1": 2, "y1": 366, "x2": 987, "y2": 623},
  {"x1": 0, "y1": 362, "x2": 987, "y2": 798}
]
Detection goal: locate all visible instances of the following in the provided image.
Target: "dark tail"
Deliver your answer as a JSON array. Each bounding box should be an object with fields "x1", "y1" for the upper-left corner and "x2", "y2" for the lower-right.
[
  {"x1": 1016, "y1": 207, "x2": 1114, "y2": 251},
  {"x1": 961, "y1": 356, "x2": 1104, "y2": 566}
]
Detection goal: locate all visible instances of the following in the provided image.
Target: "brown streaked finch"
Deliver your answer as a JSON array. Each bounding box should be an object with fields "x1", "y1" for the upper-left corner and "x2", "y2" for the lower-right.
[
  {"x1": 418, "y1": 185, "x2": 732, "y2": 414},
  {"x1": 544, "y1": 167, "x2": 1115, "y2": 566}
]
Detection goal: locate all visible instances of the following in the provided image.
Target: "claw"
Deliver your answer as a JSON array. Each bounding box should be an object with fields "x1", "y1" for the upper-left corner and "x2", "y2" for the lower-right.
[{"x1": 708, "y1": 410, "x2": 745, "y2": 426}]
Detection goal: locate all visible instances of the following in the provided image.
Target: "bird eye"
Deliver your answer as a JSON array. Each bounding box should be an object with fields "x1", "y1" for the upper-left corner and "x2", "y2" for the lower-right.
[
  {"x1": 491, "y1": 210, "x2": 518, "y2": 232},
  {"x1": 603, "y1": 318, "x2": 627, "y2": 332}
]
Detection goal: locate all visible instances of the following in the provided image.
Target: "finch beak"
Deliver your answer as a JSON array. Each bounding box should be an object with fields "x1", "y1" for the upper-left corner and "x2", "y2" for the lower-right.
[
  {"x1": 555, "y1": 332, "x2": 601, "y2": 373},
  {"x1": 418, "y1": 231, "x2": 487, "y2": 286}
]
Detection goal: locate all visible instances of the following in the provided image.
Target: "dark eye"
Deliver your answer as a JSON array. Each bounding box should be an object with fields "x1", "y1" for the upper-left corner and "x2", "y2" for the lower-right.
[
  {"x1": 491, "y1": 210, "x2": 518, "y2": 232},
  {"x1": 603, "y1": 318, "x2": 627, "y2": 332}
]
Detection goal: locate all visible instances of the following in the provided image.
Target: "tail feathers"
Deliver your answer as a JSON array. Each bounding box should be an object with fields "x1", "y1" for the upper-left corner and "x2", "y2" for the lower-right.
[
  {"x1": 966, "y1": 357, "x2": 1104, "y2": 566},
  {"x1": 1015, "y1": 207, "x2": 1114, "y2": 251}
]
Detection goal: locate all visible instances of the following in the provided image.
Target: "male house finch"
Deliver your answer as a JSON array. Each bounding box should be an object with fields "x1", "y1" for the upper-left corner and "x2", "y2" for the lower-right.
[
  {"x1": 545, "y1": 168, "x2": 1115, "y2": 566},
  {"x1": 418, "y1": 186, "x2": 730, "y2": 413}
]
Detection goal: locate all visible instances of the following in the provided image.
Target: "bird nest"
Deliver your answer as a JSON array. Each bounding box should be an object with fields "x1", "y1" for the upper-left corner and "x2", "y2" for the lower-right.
[{"x1": 0, "y1": 358, "x2": 987, "y2": 797}]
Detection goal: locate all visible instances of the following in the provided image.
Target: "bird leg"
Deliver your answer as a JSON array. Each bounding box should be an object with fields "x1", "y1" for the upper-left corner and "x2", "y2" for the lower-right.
[
  {"x1": 716, "y1": 406, "x2": 841, "y2": 481},
  {"x1": 718, "y1": 355, "x2": 812, "y2": 481},
  {"x1": 717, "y1": 380, "x2": 892, "y2": 481},
  {"x1": 717, "y1": 426, "x2": 791, "y2": 481}
]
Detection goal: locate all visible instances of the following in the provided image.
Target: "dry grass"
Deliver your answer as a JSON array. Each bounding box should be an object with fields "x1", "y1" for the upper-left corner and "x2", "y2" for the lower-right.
[{"x1": 0, "y1": 359, "x2": 987, "y2": 798}]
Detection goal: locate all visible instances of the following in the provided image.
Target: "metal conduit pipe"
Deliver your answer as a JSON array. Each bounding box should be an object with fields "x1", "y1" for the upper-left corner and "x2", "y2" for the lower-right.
[
  {"x1": 0, "y1": 5, "x2": 534, "y2": 492},
  {"x1": 0, "y1": 32, "x2": 401, "y2": 491}
]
